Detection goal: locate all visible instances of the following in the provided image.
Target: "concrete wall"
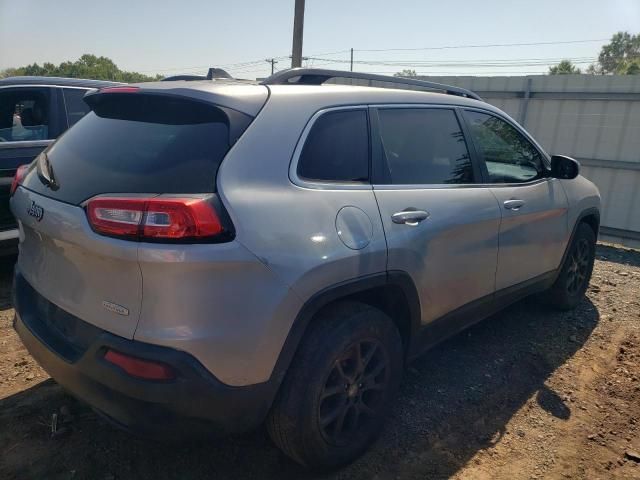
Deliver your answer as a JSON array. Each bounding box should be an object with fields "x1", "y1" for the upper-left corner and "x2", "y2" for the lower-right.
[{"x1": 333, "y1": 74, "x2": 640, "y2": 246}]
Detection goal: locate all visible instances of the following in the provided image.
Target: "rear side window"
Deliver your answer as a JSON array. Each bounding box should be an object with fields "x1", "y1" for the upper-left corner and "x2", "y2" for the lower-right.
[
  {"x1": 62, "y1": 88, "x2": 91, "y2": 127},
  {"x1": 298, "y1": 109, "x2": 369, "y2": 182},
  {"x1": 376, "y1": 108, "x2": 474, "y2": 185},
  {"x1": 23, "y1": 94, "x2": 251, "y2": 205}
]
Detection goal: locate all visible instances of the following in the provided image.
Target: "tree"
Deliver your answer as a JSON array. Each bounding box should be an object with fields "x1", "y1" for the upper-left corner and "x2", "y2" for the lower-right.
[
  {"x1": 598, "y1": 31, "x2": 640, "y2": 74},
  {"x1": 0, "y1": 54, "x2": 163, "y2": 82},
  {"x1": 548, "y1": 60, "x2": 581, "y2": 75},
  {"x1": 394, "y1": 69, "x2": 417, "y2": 78}
]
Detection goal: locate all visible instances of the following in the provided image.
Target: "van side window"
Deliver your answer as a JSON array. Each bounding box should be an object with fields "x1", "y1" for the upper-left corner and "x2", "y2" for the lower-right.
[
  {"x1": 298, "y1": 109, "x2": 369, "y2": 182},
  {"x1": 0, "y1": 89, "x2": 51, "y2": 142}
]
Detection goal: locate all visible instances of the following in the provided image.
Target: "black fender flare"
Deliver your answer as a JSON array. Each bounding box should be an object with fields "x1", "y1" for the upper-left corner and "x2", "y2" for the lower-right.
[
  {"x1": 554, "y1": 207, "x2": 600, "y2": 282},
  {"x1": 264, "y1": 271, "x2": 421, "y2": 401}
]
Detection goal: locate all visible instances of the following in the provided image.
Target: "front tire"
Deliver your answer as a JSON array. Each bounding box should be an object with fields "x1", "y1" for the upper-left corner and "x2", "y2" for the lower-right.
[
  {"x1": 548, "y1": 222, "x2": 596, "y2": 310},
  {"x1": 266, "y1": 302, "x2": 403, "y2": 469}
]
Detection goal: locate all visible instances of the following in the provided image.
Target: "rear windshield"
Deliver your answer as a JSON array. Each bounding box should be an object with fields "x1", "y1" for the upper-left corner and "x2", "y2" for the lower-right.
[{"x1": 22, "y1": 94, "x2": 251, "y2": 205}]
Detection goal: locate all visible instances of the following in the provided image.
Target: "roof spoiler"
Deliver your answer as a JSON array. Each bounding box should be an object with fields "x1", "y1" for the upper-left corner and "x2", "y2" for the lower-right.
[{"x1": 162, "y1": 68, "x2": 232, "y2": 82}]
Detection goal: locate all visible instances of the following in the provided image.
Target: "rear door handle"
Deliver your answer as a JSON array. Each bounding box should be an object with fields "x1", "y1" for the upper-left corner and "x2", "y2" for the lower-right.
[
  {"x1": 391, "y1": 209, "x2": 430, "y2": 226},
  {"x1": 503, "y1": 199, "x2": 525, "y2": 211}
]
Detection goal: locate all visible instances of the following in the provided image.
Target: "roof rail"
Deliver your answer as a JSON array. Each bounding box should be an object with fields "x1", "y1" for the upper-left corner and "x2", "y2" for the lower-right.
[{"x1": 261, "y1": 68, "x2": 482, "y2": 101}]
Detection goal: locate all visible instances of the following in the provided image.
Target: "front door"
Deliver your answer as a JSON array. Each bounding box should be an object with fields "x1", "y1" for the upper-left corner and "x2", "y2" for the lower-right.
[
  {"x1": 462, "y1": 109, "x2": 569, "y2": 290},
  {"x1": 371, "y1": 106, "x2": 501, "y2": 325}
]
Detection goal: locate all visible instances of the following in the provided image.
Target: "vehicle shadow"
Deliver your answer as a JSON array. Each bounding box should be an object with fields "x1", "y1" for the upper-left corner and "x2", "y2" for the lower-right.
[
  {"x1": 596, "y1": 243, "x2": 640, "y2": 268},
  {"x1": 0, "y1": 293, "x2": 599, "y2": 480}
]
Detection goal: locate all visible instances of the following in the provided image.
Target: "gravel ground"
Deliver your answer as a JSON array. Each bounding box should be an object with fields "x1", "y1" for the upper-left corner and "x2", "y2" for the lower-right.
[{"x1": 1, "y1": 243, "x2": 639, "y2": 480}]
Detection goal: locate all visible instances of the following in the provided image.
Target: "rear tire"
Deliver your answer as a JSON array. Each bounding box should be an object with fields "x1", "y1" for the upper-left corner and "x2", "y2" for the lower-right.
[
  {"x1": 548, "y1": 222, "x2": 596, "y2": 310},
  {"x1": 266, "y1": 302, "x2": 403, "y2": 469}
]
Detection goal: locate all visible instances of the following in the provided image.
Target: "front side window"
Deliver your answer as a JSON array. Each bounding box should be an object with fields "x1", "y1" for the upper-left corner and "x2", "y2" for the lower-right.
[
  {"x1": 0, "y1": 89, "x2": 50, "y2": 142},
  {"x1": 298, "y1": 109, "x2": 369, "y2": 182},
  {"x1": 63, "y1": 88, "x2": 91, "y2": 127},
  {"x1": 464, "y1": 110, "x2": 544, "y2": 184},
  {"x1": 376, "y1": 108, "x2": 474, "y2": 185}
]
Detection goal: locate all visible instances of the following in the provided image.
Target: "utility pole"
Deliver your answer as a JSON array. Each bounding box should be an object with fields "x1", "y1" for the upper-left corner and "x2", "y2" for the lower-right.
[
  {"x1": 291, "y1": 0, "x2": 305, "y2": 68},
  {"x1": 350, "y1": 48, "x2": 354, "y2": 71},
  {"x1": 265, "y1": 58, "x2": 278, "y2": 75}
]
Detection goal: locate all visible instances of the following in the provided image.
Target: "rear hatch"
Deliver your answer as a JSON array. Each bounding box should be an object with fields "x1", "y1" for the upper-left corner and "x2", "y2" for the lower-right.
[{"x1": 13, "y1": 86, "x2": 261, "y2": 339}]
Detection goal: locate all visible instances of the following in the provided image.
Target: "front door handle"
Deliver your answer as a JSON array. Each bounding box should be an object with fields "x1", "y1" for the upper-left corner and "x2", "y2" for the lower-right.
[
  {"x1": 391, "y1": 209, "x2": 430, "y2": 226},
  {"x1": 504, "y1": 199, "x2": 525, "y2": 211}
]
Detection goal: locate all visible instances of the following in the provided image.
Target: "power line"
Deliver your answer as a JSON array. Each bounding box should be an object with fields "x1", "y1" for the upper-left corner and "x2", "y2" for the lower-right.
[{"x1": 356, "y1": 38, "x2": 609, "y2": 52}]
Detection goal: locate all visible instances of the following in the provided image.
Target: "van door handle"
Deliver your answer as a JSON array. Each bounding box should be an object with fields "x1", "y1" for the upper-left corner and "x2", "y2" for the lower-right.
[
  {"x1": 391, "y1": 209, "x2": 430, "y2": 226},
  {"x1": 504, "y1": 199, "x2": 525, "y2": 211}
]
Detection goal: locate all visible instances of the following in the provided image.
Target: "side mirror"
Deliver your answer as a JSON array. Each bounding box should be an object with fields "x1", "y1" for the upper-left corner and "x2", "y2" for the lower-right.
[{"x1": 550, "y1": 155, "x2": 580, "y2": 180}]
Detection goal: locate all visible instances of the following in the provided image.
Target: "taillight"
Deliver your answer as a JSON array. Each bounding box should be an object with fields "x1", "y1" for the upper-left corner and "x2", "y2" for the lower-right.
[
  {"x1": 86, "y1": 196, "x2": 224, "y2": 241},
  {"x1": 104, "y1": 349, "x2": 175, "y2": 381},
  {"x1": 10, "y1": 165, "x2": 30, "y2": 196}
]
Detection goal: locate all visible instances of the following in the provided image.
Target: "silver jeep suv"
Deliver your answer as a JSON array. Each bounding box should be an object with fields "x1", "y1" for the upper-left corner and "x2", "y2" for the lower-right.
[{"x1": 11, "y1": 69, "x2": 600, "y2": 469}]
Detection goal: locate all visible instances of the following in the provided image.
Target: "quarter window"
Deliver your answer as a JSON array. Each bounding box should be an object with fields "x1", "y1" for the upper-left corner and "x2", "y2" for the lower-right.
[
  {"x1": 298, "y1": 109, "x2": 369, "y2": 182},
  {"x1": 63, "y1": 88, "x2": 91, "y2": 127},
  {"x1": 376, "y1": 108, "x2": 474, "y2": 185},
  {"x1": 464, "y1": 110, "x2": 544, "y2": 183}
]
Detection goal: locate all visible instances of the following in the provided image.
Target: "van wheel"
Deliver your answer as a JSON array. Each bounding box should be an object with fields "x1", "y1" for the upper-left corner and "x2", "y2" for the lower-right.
[
  {"x1": 548, "y1": 222, "x2": 596, "y2": 311},
  {"x1": 266, "y1": 302, "x2": 403, "y2": 469}
]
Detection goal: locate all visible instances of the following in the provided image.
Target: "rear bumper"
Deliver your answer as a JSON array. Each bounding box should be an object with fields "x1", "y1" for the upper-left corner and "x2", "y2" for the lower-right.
[{"x1": 13, "y1": 270, "x2": 275, "y2": 437}]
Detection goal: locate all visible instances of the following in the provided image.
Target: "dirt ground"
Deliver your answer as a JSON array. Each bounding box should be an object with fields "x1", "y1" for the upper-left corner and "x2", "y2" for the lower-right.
[{"x1": 1, "y1": 243, "x2": 639, "y2": 480}]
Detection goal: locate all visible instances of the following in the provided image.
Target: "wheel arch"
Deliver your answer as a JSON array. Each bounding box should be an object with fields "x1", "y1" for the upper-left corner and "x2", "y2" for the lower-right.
[
  {"x1": 555, "y1": 207, "x2": 600, "y2": 280},
  {"x1": 268, "y1": 271, "x2": 421, "y2": 389}
]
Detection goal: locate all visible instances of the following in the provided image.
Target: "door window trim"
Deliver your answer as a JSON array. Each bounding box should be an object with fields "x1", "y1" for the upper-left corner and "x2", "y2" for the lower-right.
[
  {"x1": 370, "y1": 103, "x2": 483, "y2": 191},
  {"x1": 289, "y1": 105, "x2": 373, "y2": 191},
  {"x1": 460, "y1": 106, "x2": 552, "y2": 188}
]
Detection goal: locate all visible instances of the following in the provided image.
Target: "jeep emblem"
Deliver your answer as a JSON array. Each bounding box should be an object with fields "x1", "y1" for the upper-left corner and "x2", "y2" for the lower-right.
[{"x1": 27, "y1": 201, "x2": 44, "y2": 221}]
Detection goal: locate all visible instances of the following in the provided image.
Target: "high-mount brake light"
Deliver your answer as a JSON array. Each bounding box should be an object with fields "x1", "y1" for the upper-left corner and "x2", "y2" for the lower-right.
[
  {"x1": 99, "y1": 86, "x2": 141, "y2": 94},
  {"x1": 86, "y1": 197, "x2": 223, "y2": 241}
]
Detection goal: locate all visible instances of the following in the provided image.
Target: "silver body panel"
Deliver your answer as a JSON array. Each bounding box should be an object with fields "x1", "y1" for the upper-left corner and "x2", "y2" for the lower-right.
[
  {"x1": 372, "y1": 186, "x2": 501, "y2": 324},
  {"x1": 12, "y1": 187, "x2": 142, "y2": 339},
  {"x1": 490, "y1": 179, "x2": 569, "y2": 290},
  {"x1": 11, "y1": 83, "x2": 601, "y2": 387}
]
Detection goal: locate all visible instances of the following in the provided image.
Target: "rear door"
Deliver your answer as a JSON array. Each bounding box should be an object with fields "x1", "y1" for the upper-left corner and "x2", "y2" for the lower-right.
[
  {"x1": 0, "y1": 86, "x2": 58, "y2": 231},
  {"x1": 371, "y1": 106, "x2": 501, "y2": 326},
  {"x1": 13, "y1": 91, "x2": 249, "y2": 338},
  {"x1": 462, "y1": 109, "x2": 568, "y2": 290}
]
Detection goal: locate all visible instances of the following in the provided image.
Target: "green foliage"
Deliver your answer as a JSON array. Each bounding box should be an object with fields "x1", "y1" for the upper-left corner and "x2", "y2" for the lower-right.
[
  {"x1": 0, "y1": 54, "x2": 162, "y2": 82},
  {"x1": 598, "y1": 31, "x2": 640, "y2": 74},
  {"x1": 394, "y1": 69, "x2": 417, "y2": 78},
  {"x1": 584, "y1": 32, "x2": 640, "y2": 75},
  {"x1": 548, "y1": 60, "x2": 581, "y2": 75}
]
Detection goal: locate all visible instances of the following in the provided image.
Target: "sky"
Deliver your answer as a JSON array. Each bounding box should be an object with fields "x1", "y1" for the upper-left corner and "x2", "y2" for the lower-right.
[{"x1": 1, "y1": 0, "x2": 639, "y2": 78}]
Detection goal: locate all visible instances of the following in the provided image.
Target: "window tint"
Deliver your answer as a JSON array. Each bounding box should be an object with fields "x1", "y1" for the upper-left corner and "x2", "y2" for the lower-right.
[
  {"x1": 63, "y1": 88, "x2": 91, "y2": 127},
  {"x1": 298, "y1": 110, "x2": 369, "y2": 182},
  {"x1": 0, "y1": 89, "x2": 50, "y2": 142},
  {"x1": 464, "y1": 110, "x2": 544, "y2": 183},
  {"x1": 377, "y1": 108, "x2": 473, "y2": 185}
]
